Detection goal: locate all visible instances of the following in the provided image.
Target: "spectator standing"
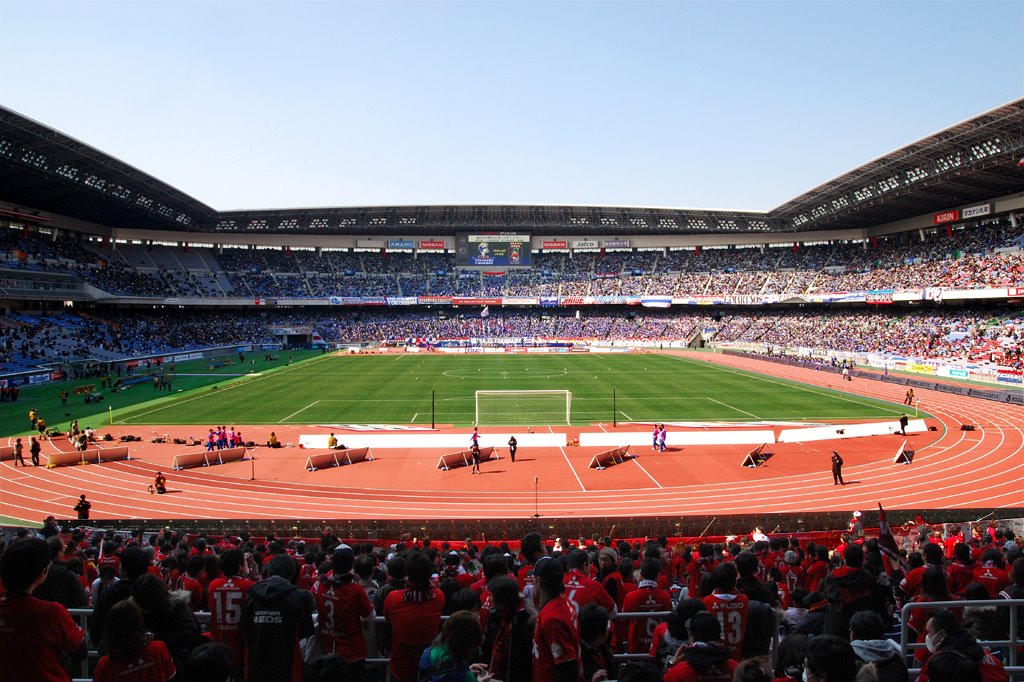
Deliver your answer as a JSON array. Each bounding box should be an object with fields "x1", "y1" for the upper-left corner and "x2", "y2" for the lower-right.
[
  {"x1": 532, "y1": 558, "x2": 584, "y2": 682},
  {"x1": 384, "y1": 551, "x2": 446, "y2": 682},
  {"x1": 93, "y1": 600, "x2": 176, "y2": 682},
  {"x1": 0, "y1": 537, "x2": 86, "y2": 681},
  {"x1": 242, "y1": 554, "x2": 315, "y2": 682},
  {"x1": 206, "y1": 548, "x2": 254, "y2": 674}
]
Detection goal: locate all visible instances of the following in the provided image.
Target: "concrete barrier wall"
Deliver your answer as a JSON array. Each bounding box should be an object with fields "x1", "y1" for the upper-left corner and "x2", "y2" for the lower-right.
[
  {"x1": 580, "y1": 430, "x2": 775, "y2": 447},
  {"x1": 777, "y1": 419, "x2": 927, "y2": 443},
  {"x1": 299, "y1": 433, "x2": 565, "y2": 449}
]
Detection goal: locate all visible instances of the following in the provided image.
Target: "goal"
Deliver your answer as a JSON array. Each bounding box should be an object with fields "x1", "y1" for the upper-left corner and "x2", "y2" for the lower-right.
[{"x1": 475, "y1": 390, "x2": 572, "y2": 426}]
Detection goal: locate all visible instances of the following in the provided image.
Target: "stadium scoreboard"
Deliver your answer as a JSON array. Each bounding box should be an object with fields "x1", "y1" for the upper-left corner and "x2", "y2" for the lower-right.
[{"x1": 455, "y1": 233, "x2": 531, "y2": 266}]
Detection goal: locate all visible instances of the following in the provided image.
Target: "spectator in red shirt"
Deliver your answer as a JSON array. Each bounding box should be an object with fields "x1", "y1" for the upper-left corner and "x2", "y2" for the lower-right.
[
  {"x1": 384, "y1": 551, "x2": 446, "y2": 682},
  {"x1": 972, "y1": 549, "x2": 1011, "y2": 597},
  {"x1": 564, "y1": 548, "x2": 618, "y2": 616},
  {"x1": 947, "y1": 543, "x2": 978, "y2": 597},
  {"x1": 532, "y1": 557, "x2": 584, "y2": 682},
  {"x1": 317, "y1": 546, "x2": 374, "y2": 680},
  {"x1": 94, "y1": 599, "x2": 176, "y2": 682},
  {"x1": 623, "y1": 558, "x2": 673, "y2": 654},
  {"x1": 205, "y1": 548, "x2": 254, "y2": 673},
  {"x1": 702, "y1": 562, "x2": 750, "y2": 660},
  {"x1": 901, "y1": 542, "x2": 945, "y2": 598},
  {"x1": 0, "y1": 537, "x2": 86, "y2": 681}
]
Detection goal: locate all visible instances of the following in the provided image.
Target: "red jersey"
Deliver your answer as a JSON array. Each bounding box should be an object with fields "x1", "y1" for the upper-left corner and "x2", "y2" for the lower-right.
[
  {"x1": 93, "y1": 639, "x2": 176, "y2": 682},
  {"x1": 532, "y1": 595, "x2": 584, "y2": 682},
  {"x1": 972, "y1": 564, "x2": 1010, "y2": 597},
  {"x1": 688, "y1": 557, "x2": 718, "y2": 597},
  {"x1": 900, "y1": 565, "x2": 930, "y2": 598},
  {"x1": 805, "y1": 560, "x2": 829, "y2": 593},
  {"x1": 317, "y1": 580, "x2": 373, "y2": 662},
  {"x1": 564, "y1": 568, "x2": 617, "y2": 615},
  {"x1": 0, "y1": 593, "x2": 85, "y2": 682},
  {"x1": 779, "y1": 564, "x2": 806, "y2": 592},
  {"x1": 946, "y1": 562, "x2": 977, "y2": 597},
  {"x1": 516, "y1": 562, "x2": 537, "y2": 591},
  {"x1": 176, "y1": 573, "x2": 204, "y2": 612},
  {"x1": 298, "y1": 563, "x2": 318, "y2": 591},
  {"x1": 702, "y1": 592, "x2": 750, "y2": 660},
  {"x1": 207, "y1": 575, "x2": 255, "y2": 670},
  {"x1": 622, "y1": 583, "x2": 672, "y2": 654},
  {"x1": 384, "y1": 588, "x2": 445, "y2": 682}
]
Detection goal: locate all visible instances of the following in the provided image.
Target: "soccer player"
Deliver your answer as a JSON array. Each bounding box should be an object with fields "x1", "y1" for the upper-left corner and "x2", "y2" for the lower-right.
[
  {"x1": 658, "y1": 425, "x2": 667, "y2": 453},
  {"x1": 471, "y1": 444, "x2": 481, "y2": 474}
]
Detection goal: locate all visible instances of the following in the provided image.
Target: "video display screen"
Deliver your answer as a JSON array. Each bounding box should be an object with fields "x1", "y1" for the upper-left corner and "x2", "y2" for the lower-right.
[{"x1": 454, "y1": 233, "x2": 531, "y2": 266}]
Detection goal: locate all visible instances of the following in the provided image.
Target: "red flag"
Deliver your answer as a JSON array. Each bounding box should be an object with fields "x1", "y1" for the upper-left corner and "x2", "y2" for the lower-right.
[
  {"x1": 793, "y1": 242, "x2": 799, "y2": 253},
  {"x1": 694, "y1": 245, "x2": 701, "y2": 255},
  {"x1": 877, "y1": 503, "x2": 907, "y2": 577},
  {"x1": 946, "y1": 225, "x2": 953, "y2": 238},
  {"x1": 871, "y1": 237, "x2": 878, "y2": 249}
]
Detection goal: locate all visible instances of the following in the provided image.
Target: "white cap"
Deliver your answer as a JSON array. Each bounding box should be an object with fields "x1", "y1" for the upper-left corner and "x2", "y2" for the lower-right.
[{"x1": 853, "y1": 511, "x2": 862, "y2": 517}]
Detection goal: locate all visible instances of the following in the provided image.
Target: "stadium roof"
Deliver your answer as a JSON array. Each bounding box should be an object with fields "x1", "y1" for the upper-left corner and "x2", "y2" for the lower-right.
[{"x1": 1, "y1": 99, "x2": 1022, "y2": 237}]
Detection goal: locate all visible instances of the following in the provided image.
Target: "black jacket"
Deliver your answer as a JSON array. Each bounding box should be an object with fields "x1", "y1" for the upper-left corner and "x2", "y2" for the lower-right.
[
  {"x1": 821, "y1": 567, "x2": 890, "y2": 636},
  {"x1": 33, "y1": 560, "x2": 88, "y2": 610},
  {"x1": 243, "y1": 575, "x2": 316, "y2": 682}
]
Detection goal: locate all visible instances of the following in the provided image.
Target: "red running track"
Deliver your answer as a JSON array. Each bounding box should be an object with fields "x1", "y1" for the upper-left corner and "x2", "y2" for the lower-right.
[{"x1": 1, "y1": 351, "x2": 1022, "y2": 522}]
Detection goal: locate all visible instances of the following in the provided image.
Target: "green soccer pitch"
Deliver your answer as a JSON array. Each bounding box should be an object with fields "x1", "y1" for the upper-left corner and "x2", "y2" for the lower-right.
[{"x1": 87, "y1": 352, "x2": 905, "y2": 427}]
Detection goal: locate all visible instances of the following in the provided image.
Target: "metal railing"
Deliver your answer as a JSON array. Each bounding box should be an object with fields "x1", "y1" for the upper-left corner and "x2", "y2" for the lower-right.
[{"x1": 900, "y1": 598, "x2": 1022, "y2": 679}]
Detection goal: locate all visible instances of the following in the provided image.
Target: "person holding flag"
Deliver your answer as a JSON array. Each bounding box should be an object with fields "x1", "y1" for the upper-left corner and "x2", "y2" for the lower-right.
[
  {"x1": 480, "y1": 305, "x2": 489, "y2": 318},
  {"x1": 876, "y1": 503, "x2": 908, "y2": 581}
]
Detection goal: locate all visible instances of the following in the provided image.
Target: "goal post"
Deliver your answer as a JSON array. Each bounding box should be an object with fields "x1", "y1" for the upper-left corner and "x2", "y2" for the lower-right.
[{"x1": 475, "y1": 390, "x2": 572, "y2": 426}]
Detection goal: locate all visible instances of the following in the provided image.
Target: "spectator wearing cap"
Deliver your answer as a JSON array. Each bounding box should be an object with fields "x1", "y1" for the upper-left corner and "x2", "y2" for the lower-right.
[
  {"x1": 663, "y1": 611, "x2": 737, "y2": 682},
  {"x1": 849, "y1": 511, "x2": 864, "y2": 540},
  {"x1": 316, "y1": 545, "x2": 374, "y2": 681}
]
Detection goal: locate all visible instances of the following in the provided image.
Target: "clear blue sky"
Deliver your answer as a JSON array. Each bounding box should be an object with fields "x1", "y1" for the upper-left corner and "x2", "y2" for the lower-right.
[{"x1": 1, "y1": 0, "x2": 1021, "y2": 212}]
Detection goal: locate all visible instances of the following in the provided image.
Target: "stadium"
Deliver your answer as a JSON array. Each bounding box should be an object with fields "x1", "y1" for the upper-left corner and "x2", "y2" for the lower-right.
[{"x1": 2, "y1": 95, "x2": 1024, "y2": 680}]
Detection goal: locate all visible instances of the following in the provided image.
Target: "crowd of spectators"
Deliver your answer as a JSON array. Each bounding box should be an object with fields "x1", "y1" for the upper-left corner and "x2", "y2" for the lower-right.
[
  {"x1": 1, "y1": 519, "x2": 1020, "y2": 681},
  {"x1": 4, "y1": 216, "x2": 1024, "y2": 300},
  {"x1": 5, "y1": 307, "x2": 1024, "y2": 372}
]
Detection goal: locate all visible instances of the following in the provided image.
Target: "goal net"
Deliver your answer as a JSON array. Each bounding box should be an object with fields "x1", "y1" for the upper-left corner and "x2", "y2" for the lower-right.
[{"x1": 475, "y1": 390, "x2": 572, "y2": 426}]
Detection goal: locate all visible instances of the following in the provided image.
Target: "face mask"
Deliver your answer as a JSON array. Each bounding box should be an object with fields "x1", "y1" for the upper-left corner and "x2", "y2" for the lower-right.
[{"x1": 925, "y1": 632, "x2": 942, "y2": 653}]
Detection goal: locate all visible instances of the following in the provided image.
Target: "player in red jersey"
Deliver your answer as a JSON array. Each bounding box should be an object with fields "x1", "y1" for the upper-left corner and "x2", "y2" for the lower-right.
[
  {"x1": 206, "y1": 549, "x2": 254, "y2": 673},
  {"x1": 0, "y1": 538, "x2": 86, "y2": 681},
  {"x1": 564, "y1": 549, "x2": 617, "y2": 616},
  {"x1": 317, "y1": 547, "x2": 374, "y2": 680},
  {"x1": 702, "y1": 562, "x2": 749, "y2": 660},
  {"x1": 622, "y1": 558, "x2": 672, "y2": 654},
  {"x1": 532, "y1": 558, "x2": 584, "y2": 682},
  {"x1": 384, "y1": 552, "x2": 446, "y2": 682}
]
